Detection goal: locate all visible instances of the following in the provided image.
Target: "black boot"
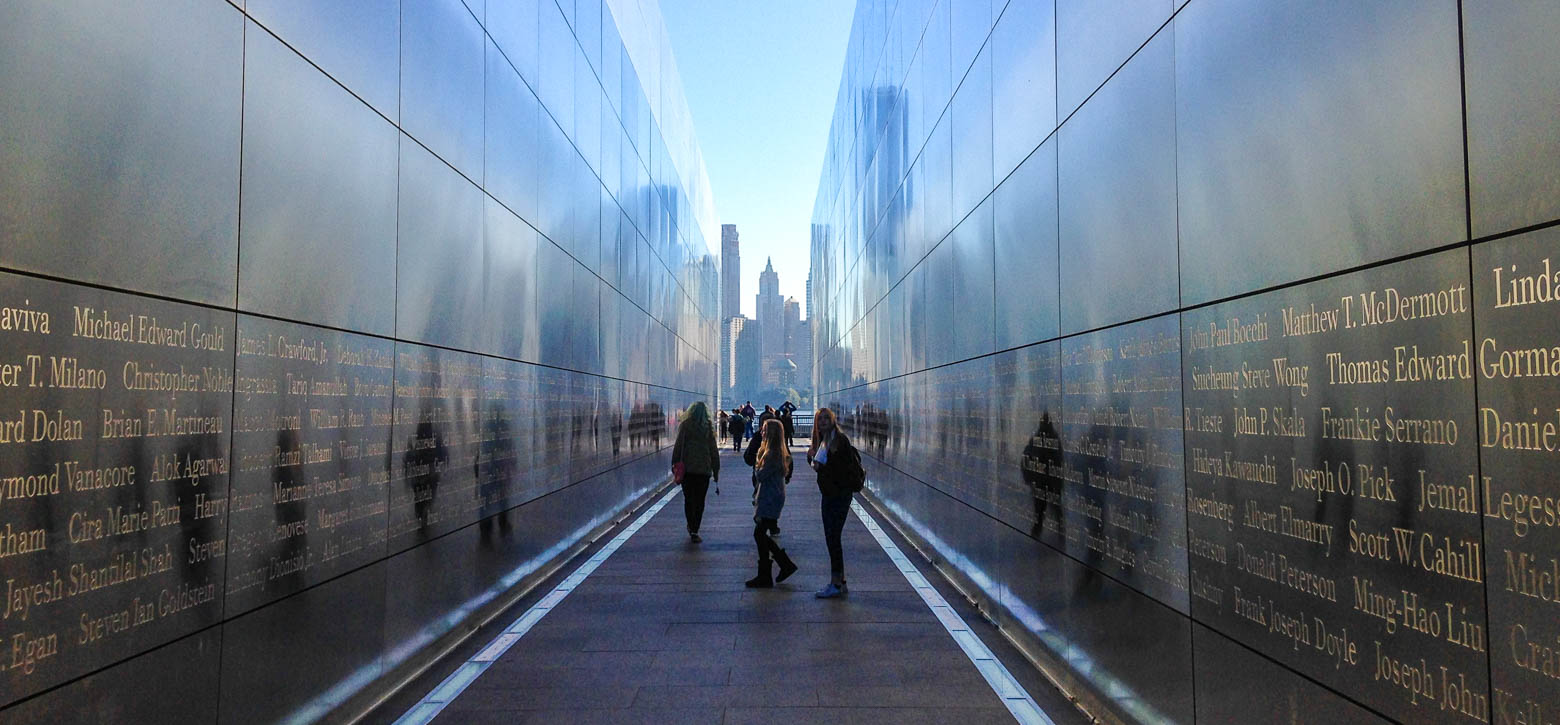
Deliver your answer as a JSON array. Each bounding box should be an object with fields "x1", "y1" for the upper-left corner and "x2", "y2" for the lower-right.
[
  {"x1": 745, "y1": 559, "x2": 773, "y2": 588},
  {"x1": 774, "y1": 549, "x2": 798, "y2": 583}
]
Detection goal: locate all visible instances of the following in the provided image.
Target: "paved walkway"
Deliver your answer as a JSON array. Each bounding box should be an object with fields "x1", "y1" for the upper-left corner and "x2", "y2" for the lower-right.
[{"x1": 428, "y1": 447, "x2": 1072, "y2": 724}]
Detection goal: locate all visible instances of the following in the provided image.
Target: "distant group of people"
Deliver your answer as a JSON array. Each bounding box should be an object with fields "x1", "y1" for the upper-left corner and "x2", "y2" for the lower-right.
[
  {"x1": 672, "y1": 402, "x2": 862, "y2": 598},
  {"x1": 717, "y1": 400, "x2": 797, "y2": 453}
]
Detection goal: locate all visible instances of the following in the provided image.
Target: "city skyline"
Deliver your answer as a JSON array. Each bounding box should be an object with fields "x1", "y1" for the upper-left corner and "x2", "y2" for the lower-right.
[
  {"x1": 659, "y1": 0, "x2": 850, "y2": 318},
  {"x1": 720, "y1": 237, "x2": 813, "y2": 402}
]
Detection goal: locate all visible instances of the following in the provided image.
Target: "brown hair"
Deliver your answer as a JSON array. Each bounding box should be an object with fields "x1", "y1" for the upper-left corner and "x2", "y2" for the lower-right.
[
  {"x1": 756, "y1": 418, "x2": 790, "y2": 474},
  {"x1": 810, "y1": 407, "x2": 841, "y2": 458}
]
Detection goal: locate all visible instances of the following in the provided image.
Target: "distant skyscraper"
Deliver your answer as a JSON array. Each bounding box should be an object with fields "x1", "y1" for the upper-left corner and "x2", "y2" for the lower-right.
[
  {"x1": 757, "y1": 256, "x2": 780, "y2": 308},
  {"x1": 755, "y1": 258, "x2": 785, "y2": 377},
  {"x1": 721, "y1": 224, "x2": 740, "y2": 318},
  {"x1": 720, "y1": 225, "x2": 742, "y2": 405}
]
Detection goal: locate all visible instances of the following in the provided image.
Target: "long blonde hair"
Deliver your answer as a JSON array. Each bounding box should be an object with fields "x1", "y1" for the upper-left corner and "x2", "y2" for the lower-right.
[{"x1": 757, "y1": 418, "x2": 790, "y2": 474}]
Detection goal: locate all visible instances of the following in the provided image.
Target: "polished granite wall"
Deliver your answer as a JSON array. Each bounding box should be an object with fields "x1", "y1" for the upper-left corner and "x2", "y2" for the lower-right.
[
  {"x1": 811, "y1": 0, "x2": 1560, "y2": 722},
  {"x1": 0, "y1": 0, "x2": 718, "y2": 721}
]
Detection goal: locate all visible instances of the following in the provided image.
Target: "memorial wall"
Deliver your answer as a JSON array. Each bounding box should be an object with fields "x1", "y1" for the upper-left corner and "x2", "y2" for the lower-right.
[
  {"x1": 811, "y1": 0, "x2": 1560, "y2": 723},
  {"x1": 0, "y1": 0, "x2": 718, "y2": 721}
]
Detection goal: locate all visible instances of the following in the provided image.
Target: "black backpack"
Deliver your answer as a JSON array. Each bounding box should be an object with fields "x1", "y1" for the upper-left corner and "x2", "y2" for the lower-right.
[{"x1": 841, "y1": 441, "x2": 866, "y2": 492}]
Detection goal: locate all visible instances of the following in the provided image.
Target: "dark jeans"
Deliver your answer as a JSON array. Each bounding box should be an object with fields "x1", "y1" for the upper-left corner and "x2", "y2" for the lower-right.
[
  {"x1": 732, "y1": 434, "x2": 744, "y2": 451},
  {"x1": 753, "y1": 517, "x2": 780, "y2": 561},
  {"x1": 820, "y1": 492, "x2": 852, "y2": 581},
  {"x1": 682, "y1": 474, "x2": 710, "y2": 533}
]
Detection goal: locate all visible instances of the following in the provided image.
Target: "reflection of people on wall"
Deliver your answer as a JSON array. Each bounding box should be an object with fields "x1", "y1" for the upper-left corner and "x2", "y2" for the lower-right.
[
  {"x1": 569, "y1": 396, "x2": 586, "y2": 457},
  {"x1": 610, "y1": 406, "x2": 624, "y2": 457},
  {"x1": 1022, "y1": 412, "x2": 1063, "y2": 540},
  {"x1": 405, "y1": 403, "x2": 449, "y2": 530},
  {"x1": 649, "y1": 402, "x2": 666, "y2": 447},
  {"x1": 478, "y1": 401, "x2": 514, "y2": 543},
  {"x1": 591, "y1": 396, "x2": 602, "y2": 467}
]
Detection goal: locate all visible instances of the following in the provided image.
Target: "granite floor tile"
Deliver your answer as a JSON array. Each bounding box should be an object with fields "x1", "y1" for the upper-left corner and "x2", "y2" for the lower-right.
[
  {"x1": 721, "y1": 706, "x2": 1015, "y2": 725},
  {"x1": 728, "y1": 660, "x2": 905, "y2": 687},
  {"x1": 440, "y1": 686, "x2": 639, "y2": 712},
  {"x1": 816, "y1": 683, "x2": 1010, "y2": 709},
  {"x1": 428, "y1": 450, "x2": 1072, "y2": 725},
  {"x1": 630, "y1": 683, "x2": 820, "y2": 708},
  {"x1": 440, "y1": 707, "x2": 725, "y2": 725},
  {"x1": 475, "y1": 662, "x2": 731, "y2": 688}
]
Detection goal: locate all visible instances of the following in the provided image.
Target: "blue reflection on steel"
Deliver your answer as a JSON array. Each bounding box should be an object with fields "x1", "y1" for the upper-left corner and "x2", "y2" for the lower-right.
[
  {"x1": 866, "y1": 484, "x2": 1173, "y2": 725},
  {"x1": 284, "y1": 479, "x2": 664, "y2": 725},
  {"x1": 850, "y1": 498, "x2": 1054, "y2": 725},
  {"x1": 390, "y1": 485, "x2": 681, "y2": 725}
]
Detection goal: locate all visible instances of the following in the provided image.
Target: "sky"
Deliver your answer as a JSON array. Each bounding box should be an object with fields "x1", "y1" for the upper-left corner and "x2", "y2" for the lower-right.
[{"x1": 658, "y1": 0, "x2": 856, "y2": 319}]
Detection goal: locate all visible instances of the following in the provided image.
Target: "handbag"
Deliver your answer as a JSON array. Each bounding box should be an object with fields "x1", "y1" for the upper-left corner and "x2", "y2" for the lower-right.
[{"x1": 672, "y1": 461, "x2": 685, "y2": 483}]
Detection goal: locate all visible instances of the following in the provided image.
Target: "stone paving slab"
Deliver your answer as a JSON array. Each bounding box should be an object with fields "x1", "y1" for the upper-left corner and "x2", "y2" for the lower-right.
[{"x1": 433, "y1": 448, "x2": 1066, "y2": 724}]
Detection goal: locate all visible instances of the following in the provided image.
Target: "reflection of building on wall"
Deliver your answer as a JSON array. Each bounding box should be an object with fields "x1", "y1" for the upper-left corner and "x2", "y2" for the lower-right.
[
  {"x1": 805, "y1": 269, "x2": 813, "y2": 322},
  {"x1": 812, "y1": 2, "x2": 1560, "y2": 725},
  {"x1": 0, "y1": 0, "x2": 719, "y2": 721},
  {"x1": 794, "y1": 318, "x2": 812, "y2": 389}
]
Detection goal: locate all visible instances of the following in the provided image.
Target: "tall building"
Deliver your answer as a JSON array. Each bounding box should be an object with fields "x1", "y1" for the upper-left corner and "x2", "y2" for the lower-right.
[
  {"x1": 720, "y1": 224, "x2": 740, "y2": 318},
  {"x1": 719, "y1": 224, "x2": 742, "y2": 407},
  {"x1": 754, "y1": 257, "x2": 784, "y2": 372}
]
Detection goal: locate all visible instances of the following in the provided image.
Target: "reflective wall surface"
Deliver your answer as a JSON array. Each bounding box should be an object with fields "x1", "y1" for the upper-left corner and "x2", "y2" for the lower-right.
[
  {"x1": 0, "y1": 0, "x2": 717, "y2": 721},
  {"x1": 812, "y1": 1, "x2": 1560, "y2": 722}
]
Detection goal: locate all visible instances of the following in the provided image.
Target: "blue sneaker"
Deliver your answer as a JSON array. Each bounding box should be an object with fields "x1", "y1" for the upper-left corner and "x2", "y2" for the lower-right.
[{"x1": 815, "y1": 582, "x2": 847, "y2": 598}]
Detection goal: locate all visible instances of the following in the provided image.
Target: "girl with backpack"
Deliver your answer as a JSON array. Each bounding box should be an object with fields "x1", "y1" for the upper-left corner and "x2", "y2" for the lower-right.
[
  {"x1": 808, "y1": 407, "x2": 861, "y2": 598},
  {"x1": 745, "y1": 418, "x2": 797, "y2": 588}
]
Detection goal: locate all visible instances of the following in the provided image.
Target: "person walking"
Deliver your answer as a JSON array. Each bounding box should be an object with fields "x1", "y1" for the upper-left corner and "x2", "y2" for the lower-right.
[
  {"x1": 778, "y1": 400, "x2": 797, "y2": 445},
  {"x1": 745, "y1": 419, "x2": 797, "y2": 588},
  {"x1": 742, "y1": 406, "x2": 777, "y2": 469},
  {"x1": 741, "y1": 401, "x2": 756, "y2": 437},
  {"x1": 671, "y1": 401, "x2": 720, "y2": 543},
  {"x1": 809, "y1": 407, "x2": 857, "y2": 598},
  {"x1": 728, "y1": 408, "x2": 746, "y2": 451}
]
